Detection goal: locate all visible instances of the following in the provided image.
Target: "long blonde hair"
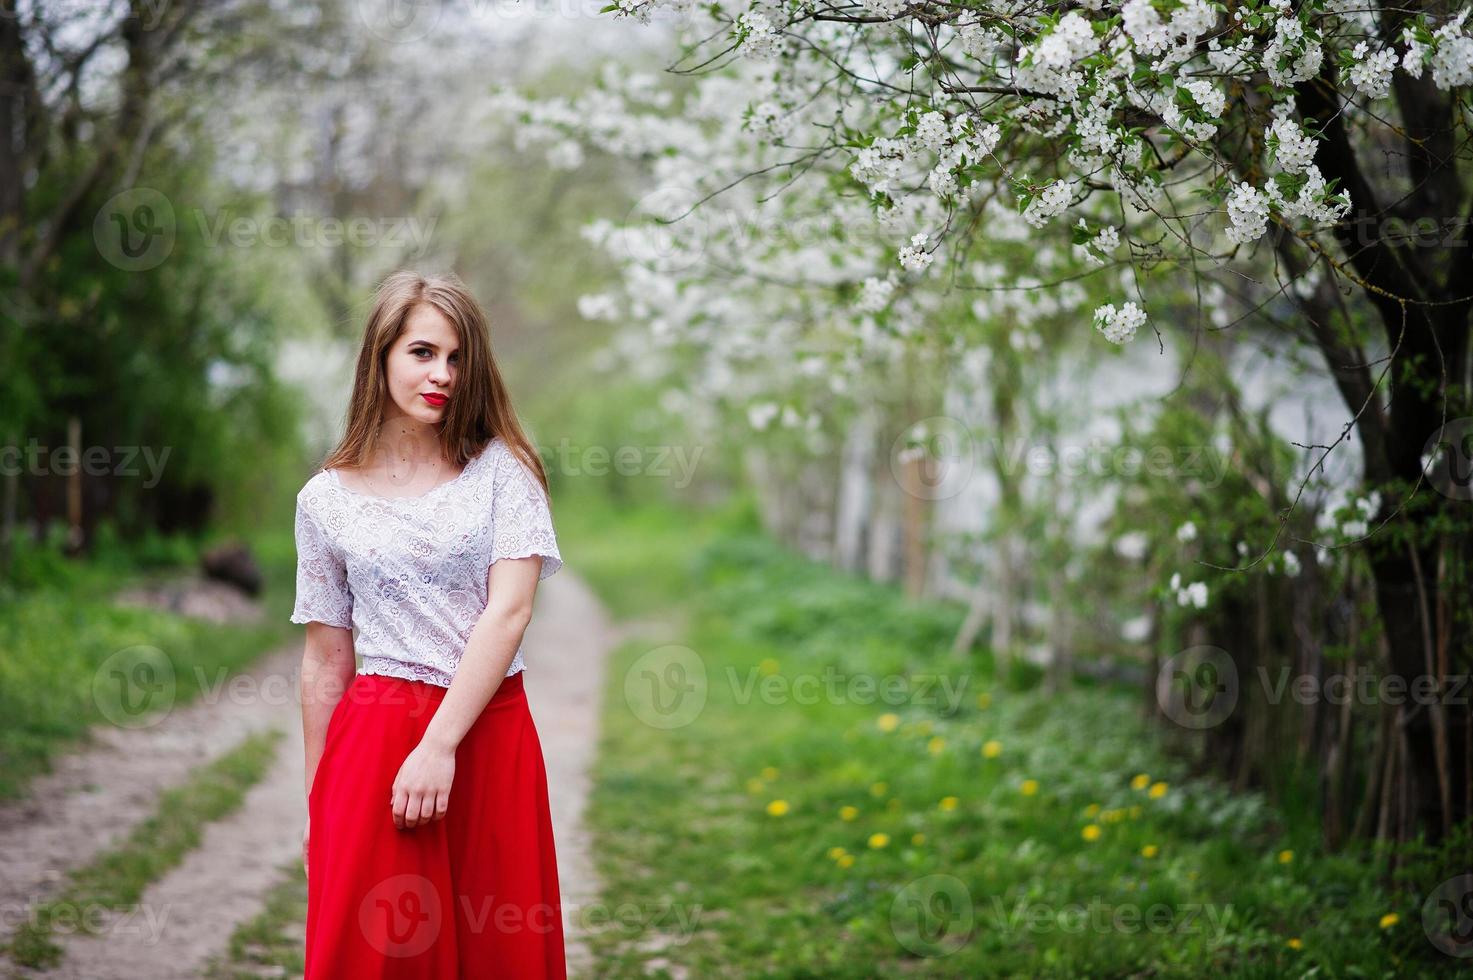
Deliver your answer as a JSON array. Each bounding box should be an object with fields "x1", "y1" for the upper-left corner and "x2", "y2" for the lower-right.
[{"x1": 321, "y1": 270, "x2": 550, "y2": 500}]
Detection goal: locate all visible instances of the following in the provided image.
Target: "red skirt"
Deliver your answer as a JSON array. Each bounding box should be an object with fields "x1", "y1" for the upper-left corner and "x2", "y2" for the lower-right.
[{"x1": 305, "y1": 670, "x2": 567, "y2": 979}]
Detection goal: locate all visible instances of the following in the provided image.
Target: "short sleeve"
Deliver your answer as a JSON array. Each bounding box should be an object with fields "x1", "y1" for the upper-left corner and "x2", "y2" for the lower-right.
[
  {"x1": 289, "y1": 490, "x2": 354, "y2": 628},
  {"x1": 489, "y1": 443, "x2": 563, "y2": 581}
]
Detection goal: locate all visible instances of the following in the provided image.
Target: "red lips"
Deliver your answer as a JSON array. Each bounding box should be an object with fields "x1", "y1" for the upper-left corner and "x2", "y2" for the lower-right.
[{"x1": 421, "y1": 393, "x2": 448, "y2": 407}]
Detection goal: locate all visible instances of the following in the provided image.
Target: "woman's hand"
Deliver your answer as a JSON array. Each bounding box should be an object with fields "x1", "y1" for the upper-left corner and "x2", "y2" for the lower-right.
[{"x1": 391, "y1": 741, "x2": 456, "y2": 830}]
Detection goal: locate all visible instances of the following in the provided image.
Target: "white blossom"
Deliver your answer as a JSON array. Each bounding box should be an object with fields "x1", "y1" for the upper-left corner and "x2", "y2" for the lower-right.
[
  {"x1": 1176, "y1": 580, "x2": 1209, "y2": 608},
  {"x1": 1347, "y1": 41, "x2": 1397, "y2": 98},
  {"x1": 1022, "y1": 179, "x2": 1075, "y2": 228},
  {"x1": 1093, "y1": 301, "x2": 1146, "y2": 344},
  {"x1": 1226, "y1": 181, "x2": 1270, "y2": 244},
  {"x1": 899, "y1": 232, "x2": 934, "y2": 271}
]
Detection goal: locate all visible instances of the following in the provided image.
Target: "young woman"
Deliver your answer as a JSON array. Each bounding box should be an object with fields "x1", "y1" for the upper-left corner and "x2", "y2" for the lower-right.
[{"x1": 291, "y1": 270, "x2": 566, "y2": 978}]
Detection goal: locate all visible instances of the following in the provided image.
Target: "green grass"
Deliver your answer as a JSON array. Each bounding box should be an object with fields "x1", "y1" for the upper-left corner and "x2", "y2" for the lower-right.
[
  {"x1": 571, "y1": 497, "x2": 1460, "y2": 978},
  {"x1": 3, "y1": 728, "x2": 284, "y2": 969},
  {"x1": 0, "y1": 531, "x2": 299, "y2": 802},
  {"x1": 188, "y1": 487, "x2": 1463, "y2": 977},
  {"x1": 201, "y1": 861, "x2": 308, "y2": 979}
]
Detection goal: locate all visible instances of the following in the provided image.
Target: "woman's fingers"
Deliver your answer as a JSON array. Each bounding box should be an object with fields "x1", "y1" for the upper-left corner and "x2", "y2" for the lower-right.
[{"x1": 392, "y1": 786, "x2": 408, "y2": 829}]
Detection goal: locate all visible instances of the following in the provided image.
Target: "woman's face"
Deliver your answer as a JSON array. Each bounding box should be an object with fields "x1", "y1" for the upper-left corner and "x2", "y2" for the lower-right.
[{"x1": 384, "y1": 303, "x2": 459, "y2": 423}]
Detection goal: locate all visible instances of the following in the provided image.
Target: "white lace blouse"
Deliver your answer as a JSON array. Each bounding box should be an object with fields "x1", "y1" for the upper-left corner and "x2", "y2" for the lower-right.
[{"x1": 289, "y1": 436, "x2": 563, "y2": 685}]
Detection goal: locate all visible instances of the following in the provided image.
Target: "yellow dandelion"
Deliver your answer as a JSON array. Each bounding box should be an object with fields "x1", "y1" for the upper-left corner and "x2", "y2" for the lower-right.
[
  {"x1": 766, "y1": 799, "x2": 790, "y2": 817},
  {"x1": 977, "y1": 692, "x2": 992, "y2": 709},
  {"x1": 870, "y1": 781, "x2": 888, "y2": 797},
  {"x1": 1286, "y1": 938, "x2": 1302, "y2": 950},
  {"x1": 1131, "y1": 773, "x2": 1150, "y2": 791},
  {"x1": 982, "y1": 740, "x2": 1003, "y2": 759},
  {"x1": 760, "y1": 766, "x2": 779, "y2": 781},
  {"x1": 1084, "y1": 803, "x2": 1101, "y2": 818},
  {"x1": 1081, "y1": 824, "x2": 1102, "y2": 842},
  {"x1": 826, "y1": 846, "x2": 848, "y2": 860},
  {"x1": 1278, "y1": 849, "x2": 1294, "y2": 864},
  {"x1": 758, "y1": 658, "x2": 780, "y2": 676},
  {"x1": 868, "y1": 832, "x2": 890, "y2": 849},
  {"x1": 1148, "y1": 781, "x2": 1167, "y2": 799},
  {"x1": 839, "y1": 805, "x2": 859, "y2": 821},
  {"x1": 877, "y1": 713, "x2": 901, "y2": 733},
  {"x1": 927, "y1": 736, "x2": 946, "y2": 755},
  {"x1": 837, "y1": 854, "x2": 855, "y2": 868},
  {"x1": 1141, "y1": 844, "x2": 1159, "y2": 859},
  {"x1": 939, "y1": 796, "x2": 959, "y2": 811},
  {"x1": 746, "y1": 778, "x2": 765, "y2": 794},
  {"x1": 911, "y1": 833, "x2": 926, "y2": 846},
  {"x1": 1379, "y1": 912, "x2": 1399, "y2": 929},
  {"x1": 1020, "y1": 779, "x2": 1039, "y2": 796}
]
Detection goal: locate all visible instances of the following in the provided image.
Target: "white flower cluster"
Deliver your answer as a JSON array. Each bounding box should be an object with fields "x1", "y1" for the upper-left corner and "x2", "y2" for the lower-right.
[
  {"x1": 1016, "y1": 12, "x2": 1098, "y2": 96},
  {"x1": 577, "y1": 292, "x2": 621, "y2": 320},
  {"x1": 1263, "y1": 1, "x2": 1323, "y2": 86},
  {"x1": 1333, "y1": 490, "x2": 1382, "y2": 538},
  {"x1": 913, "y1": 110, "x2": 950, "y2": 151},
  {"x1": 1175, "y1": 520, "x2": 1198, "y2": 543},
  {"x1": 856, "y1": 274, "x2": 896, "y2": 312},
  {"x1": 860, "y1": 0, "x2": 906, "y2": 17},
  {"x1": 1022, "y1": 179, "x2": 1075, "y2": 228},
  {"x1": 748, "y1": 401, "x2": 780, "y2": 430},
  {"x1": 1269, "y1": 113, "x2": 1316, "y2": 174},
  {"x1": 1429, "y1": 10, "x2": 1473, "y2": 88},
  {"x1": 1169, "y1": 573, "x2": 1209, "y2": 609},
  {"x1": 958, "y1": 19, "x2": 1002, "y2": 61},
  {"x1": 1092, "y1": 301, "x2": 1146, "y2": 344},
  {"x1": 1403, "y1": 25, "x2": 1429, "y2": 76},
  {"x1": 1225, "y1": 181, "x2": 1270, "y2": 244},
  {"x1": 1074, "y1": 219, "x2": 1119, "y2": 266},
  {"x1": 1122, "y1": 0, "x2": 1214, "y2": 61},
  {"x1": 849, "y1": 137, "x2": 911, "y2": 197},
  {"x1": 899, "y1": 232, "x2": 933, "y2": 271},
  {"x1": 1347, "y1": 41, "x2": 1397, "y2": 98},
  {"x1": 737, "y1": 11, "x2": 782, "y2": 60},
  {"x1": 1179, "y1": 75, "x2": 1226, "y2": 118}
]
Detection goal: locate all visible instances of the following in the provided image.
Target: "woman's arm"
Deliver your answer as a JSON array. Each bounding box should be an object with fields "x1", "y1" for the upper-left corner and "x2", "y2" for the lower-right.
[
  {"x1": 391, "y1": 555, "x2": 541, "y2": 830},
  {"x1": 300, "y1": 621, "x2": 357, "y2": 799}
]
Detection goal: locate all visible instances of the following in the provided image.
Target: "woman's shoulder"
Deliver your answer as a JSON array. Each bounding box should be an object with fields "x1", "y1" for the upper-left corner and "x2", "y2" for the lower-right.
[{"x1": 296, "y1": 468, "x2": 337, "y2": 507}]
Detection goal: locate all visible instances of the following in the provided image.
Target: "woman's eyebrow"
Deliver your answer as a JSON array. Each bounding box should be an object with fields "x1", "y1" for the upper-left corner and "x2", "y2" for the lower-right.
[{"x1": 408, "y1": 339, "x2": 459, "y2": 351}]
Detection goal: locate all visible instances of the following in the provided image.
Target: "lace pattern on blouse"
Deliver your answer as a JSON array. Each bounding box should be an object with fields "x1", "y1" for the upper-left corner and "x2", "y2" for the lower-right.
[{"x1": 289, "y1": 436, "x2": 562, "y2": 686}]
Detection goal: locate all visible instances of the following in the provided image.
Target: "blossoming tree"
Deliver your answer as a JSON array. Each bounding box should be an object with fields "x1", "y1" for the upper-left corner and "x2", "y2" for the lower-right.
[{"x1": 502, "y1": 0, "x2": 1472, "y2": 845}]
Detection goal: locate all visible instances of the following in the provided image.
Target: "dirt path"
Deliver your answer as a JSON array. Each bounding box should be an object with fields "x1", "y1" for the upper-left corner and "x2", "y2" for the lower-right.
[{"x1": 1, "y1": 570, "x2": 614, "y2": 979}]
